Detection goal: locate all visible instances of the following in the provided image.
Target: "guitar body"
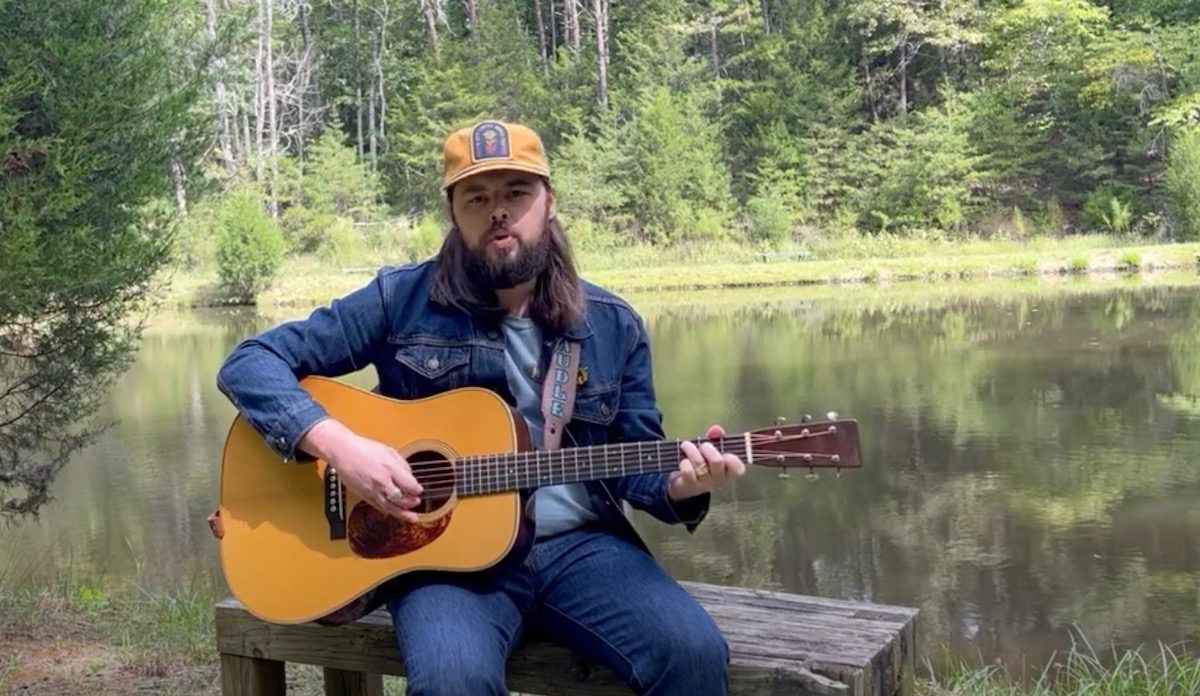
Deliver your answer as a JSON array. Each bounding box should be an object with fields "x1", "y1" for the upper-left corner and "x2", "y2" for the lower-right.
[{"x1": 217, "y1": 376, "x2": 533, "y2": 625}]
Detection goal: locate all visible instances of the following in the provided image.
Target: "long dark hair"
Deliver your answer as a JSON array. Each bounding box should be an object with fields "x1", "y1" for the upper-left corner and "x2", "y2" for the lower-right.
[{"x1": 430, "y1": 213, "x2": 586, "y2": 334}]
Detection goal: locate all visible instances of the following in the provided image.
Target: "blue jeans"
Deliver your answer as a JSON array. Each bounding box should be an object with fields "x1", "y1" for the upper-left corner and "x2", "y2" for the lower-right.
[{"x1": 385, "y1": 525, "x2": 730, "y2": 695}]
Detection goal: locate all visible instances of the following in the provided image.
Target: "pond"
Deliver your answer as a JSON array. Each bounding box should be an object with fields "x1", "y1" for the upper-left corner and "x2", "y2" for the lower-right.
[{"x1": 3, "y1": 274, "x2": 1199, "y2": 673}]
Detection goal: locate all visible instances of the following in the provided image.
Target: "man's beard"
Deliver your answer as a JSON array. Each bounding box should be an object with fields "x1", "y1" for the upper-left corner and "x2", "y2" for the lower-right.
[{"x1": 462, "y1": 221, "x2": 552, "y2": 290}]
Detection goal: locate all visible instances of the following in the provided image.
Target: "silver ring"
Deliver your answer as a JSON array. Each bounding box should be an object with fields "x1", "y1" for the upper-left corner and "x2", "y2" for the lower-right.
[{"x1": 385, "y1": 488, "x2": 405, "y2": 504}]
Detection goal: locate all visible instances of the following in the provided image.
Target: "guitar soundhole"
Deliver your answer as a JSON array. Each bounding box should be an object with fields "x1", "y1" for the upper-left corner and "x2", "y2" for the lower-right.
[
  {"x1": 408, "y1": 449, "x2": 456, "y2": 513},
  {"x1": 345, "y1": 449, "x2": 456, "y2": 560}
]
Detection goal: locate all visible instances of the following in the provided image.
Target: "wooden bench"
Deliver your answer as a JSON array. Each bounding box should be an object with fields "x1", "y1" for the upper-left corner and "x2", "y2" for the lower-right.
[{"x1": 215, "y1": 581, "x2": 918, "y2": 696}]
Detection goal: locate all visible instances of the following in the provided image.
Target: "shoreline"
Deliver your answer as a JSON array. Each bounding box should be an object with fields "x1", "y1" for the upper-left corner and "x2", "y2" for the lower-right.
[{"x1": 162, "y1": 239, "x2": 1200, "y2": 310}]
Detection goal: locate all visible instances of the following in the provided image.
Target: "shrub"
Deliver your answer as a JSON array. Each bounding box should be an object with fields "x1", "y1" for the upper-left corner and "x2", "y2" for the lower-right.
[{"x1": 214, "y1": 186, "x2": 286, "y2": 303}]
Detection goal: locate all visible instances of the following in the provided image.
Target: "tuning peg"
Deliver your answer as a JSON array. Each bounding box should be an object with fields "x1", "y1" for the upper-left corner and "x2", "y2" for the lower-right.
[
  {"x1": 778, "y1": 467, "x2": 790, "y2": 480},
  {"x1": 775, "y1": 416, "x2": 787, "y2": 426},
  {"x1": 805, "y1": 468, "x2": 820, "y2": 482},
  {"x1": 800, "y1": 414, "x2": 812, "y2": 423},
  {"x1": 826, "y1": 411, "x2": 839, "y2": 420}
]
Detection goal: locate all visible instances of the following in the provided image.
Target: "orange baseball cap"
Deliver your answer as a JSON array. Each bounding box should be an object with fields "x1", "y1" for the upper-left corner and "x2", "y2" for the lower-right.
[{"x1": 441, "y1": 120, "x2": 550, "y2": 190}]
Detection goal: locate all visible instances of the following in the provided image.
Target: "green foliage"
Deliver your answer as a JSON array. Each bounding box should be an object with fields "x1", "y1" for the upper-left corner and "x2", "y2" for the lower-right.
[
  {"x1": 402, "y1": 213, "x2": 447, "y2": 261},
  {"x1": 624, "y1": 86, "x2": 735, "y2": 243},
  {"x1": 745, "y1": 190, "x2": 794, "y2": 247},
  {"x1": 74, "y1": 584, "x2": 110, "y2": 613},
  {"x1": 298, "y1": 130, "x2": 385, "y2": 220},
  {"x1": 214, "y1": 186, "x2": 287, "y2": 302},
  {"x1": 1165, "y1": 125, "x2": 1200, "y2": 240},
  {"x1": 838, "y1": 94, "x2": 985, "y2": 234},
  {"x1": 1082, "y1": 187, "x2": 1134, "y2": 234},
  {"x1": 0, "y1": 0, "x2": 206, "y2": 519},
  {"x1": 552, "y1": 120, "x2": 632, "y2": 236},
  {"x1": 167, "y1": 0, "x2": 1200, "y2": 263}
]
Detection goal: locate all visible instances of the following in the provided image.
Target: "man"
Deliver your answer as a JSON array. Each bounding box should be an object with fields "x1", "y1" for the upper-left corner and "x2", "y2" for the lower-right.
[{"x1": 216, "y1": 119, "x2": 746, "y2": 695}]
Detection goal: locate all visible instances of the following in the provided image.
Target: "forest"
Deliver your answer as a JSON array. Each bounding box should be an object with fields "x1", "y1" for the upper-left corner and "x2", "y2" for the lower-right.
[{"x1": 163, "y1": 0, "x2": 1200, "y2": 294}]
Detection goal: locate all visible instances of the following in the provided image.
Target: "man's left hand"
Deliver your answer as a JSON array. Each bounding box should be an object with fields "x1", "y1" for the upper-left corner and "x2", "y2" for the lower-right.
[{"x1": 668, "y1": 424, "x2": 747, "y2": 501}]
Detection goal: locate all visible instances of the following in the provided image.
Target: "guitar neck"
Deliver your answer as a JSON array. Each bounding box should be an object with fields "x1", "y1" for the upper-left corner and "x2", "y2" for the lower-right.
[{"x1": 456, "y1": 436, "x2": 753, "y2": 496}]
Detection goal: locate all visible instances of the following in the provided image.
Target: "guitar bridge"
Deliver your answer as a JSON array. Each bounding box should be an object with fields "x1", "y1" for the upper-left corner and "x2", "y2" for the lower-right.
[{"x1": 324, "y1": 465, "x2": 347, "y2": 540}]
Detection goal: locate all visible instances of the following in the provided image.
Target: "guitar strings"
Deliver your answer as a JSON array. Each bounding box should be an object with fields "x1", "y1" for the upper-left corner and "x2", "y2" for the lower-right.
[
  {"x1": 382, "y1": 431, "x2": 837, "y2": 488},
  {"x1": 339, "y1": 431, "x2": 844, "y2": 498},
  {"x1": 400, "y1": 441, "x2": 755, "y2": 494}
]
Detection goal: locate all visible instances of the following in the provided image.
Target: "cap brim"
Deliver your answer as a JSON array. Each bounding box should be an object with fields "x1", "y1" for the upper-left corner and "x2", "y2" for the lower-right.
[{"x1": 443, "y1": 161, "x2": 550, "y2": 189}]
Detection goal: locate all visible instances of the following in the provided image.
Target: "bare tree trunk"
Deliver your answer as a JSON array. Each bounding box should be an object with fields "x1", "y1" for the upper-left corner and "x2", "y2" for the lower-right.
[
  {"x1": 464, "y1": 0, "x2": 478, "y2": 42},
  {"x1": 368, "y1": 25, "x2": 378, "y2": 167},
  {"x1": 204, "y1": 0, "x2": 236, "y2": 176},
  {"x1": 760, "y1": 0, "x2": 770, "y2": 33},
  {"x1": 255, "y1": 0, "x2": 265, "y2": 184},
  {"x1": 862, "y1": 56, "x2": 878, "y2": 122},
  {"x1": 229, "y1": 99, "x2": 242, "y2": 163},
  {"x1": 592, "y1": 0, "x2": 608, "y2": 109},
  {"x1": 296, "y1": 0, "x2": 315, "y2": 160},
  {"x1": 708, "y1": 21, "x2": 719, "y2": 77},
  {"x1": 549, "y1": 0, "x2": 558, "y2": 56},
  {"x1": 376, "y1": 3, "x2": 387, "y2": 156},
  {"x1": 265, "y1": 0, "x2": 279, "y2": 216},
  {"x1": 170, "y1": 157, "x2": 188, "y2": 215},
  {"x1": 242, "y1": 98, "x2": 252, "y2": 167},
  {"x1": 898, "y1": 44, "x2": 909, "y2": 117},
  {"x1": 565, "y1": 0, "x2": 580, "y2": 56},
  {"x1": 420, "y1": 0, "x2": 440, "y2": 55},
  {"x1": 534, "y1": 0, "x2": 548, "y2": 77},
  {"x1": 354, "y1": 0, "x2": 364, "y2": 161}
]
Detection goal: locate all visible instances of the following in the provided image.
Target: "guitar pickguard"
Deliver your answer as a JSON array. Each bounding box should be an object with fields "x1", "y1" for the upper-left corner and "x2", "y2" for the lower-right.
[
  {"x1": 344, "y1": 446, "x2": 459, "y2": 559},
  {"x1": 347, "y1": 502, "x2": 452, "y2": 558}
]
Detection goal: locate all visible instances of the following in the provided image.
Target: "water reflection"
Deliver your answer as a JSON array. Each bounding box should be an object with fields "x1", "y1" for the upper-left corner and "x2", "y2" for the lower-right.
[{"x1": 3, "y1": 277, "x2": 1199, "y2": 671}]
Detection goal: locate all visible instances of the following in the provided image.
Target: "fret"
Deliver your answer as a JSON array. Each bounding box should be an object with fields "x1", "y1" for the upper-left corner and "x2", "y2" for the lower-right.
[{"x1": 463, "y1": 431, "x2": 770, "y2": 496}]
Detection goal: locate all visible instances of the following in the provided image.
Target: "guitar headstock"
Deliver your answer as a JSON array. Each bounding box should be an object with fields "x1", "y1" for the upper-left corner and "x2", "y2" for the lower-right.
[{"x1": 746, "y1": 413, "x2": 861, "y2": 477}]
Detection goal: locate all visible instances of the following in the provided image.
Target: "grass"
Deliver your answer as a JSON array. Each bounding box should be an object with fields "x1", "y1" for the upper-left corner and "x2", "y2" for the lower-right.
[
  {"x1": 161, "y1": 233, "x2": 1200, "y2": 309},
  {"x1": 2, "y1": 579, "x2": 1197, "y2": 695},
  {"x1": 0, "y1": 579, "x2": 409, "y2": 695},
  {"x1": 921, "y1": 634, "x2": 1200, "y2": 695}
]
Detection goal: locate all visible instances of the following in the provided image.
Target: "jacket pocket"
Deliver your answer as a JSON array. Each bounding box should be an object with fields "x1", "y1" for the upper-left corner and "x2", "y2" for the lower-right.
[
  {"x1": 572, "y1": 383, "x2": 620, "y2": 426},
  {"x1": 392, "y1": 343, "x2": 471, "y2": 388}
]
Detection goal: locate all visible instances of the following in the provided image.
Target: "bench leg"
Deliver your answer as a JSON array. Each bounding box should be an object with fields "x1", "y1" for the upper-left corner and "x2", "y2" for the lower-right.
[
  {"x1": 323, "y1": 667, "x2": 384, "y2": 696},
  {"x1": 220, "y1": 653, "x2": 286, "y2": 695}
]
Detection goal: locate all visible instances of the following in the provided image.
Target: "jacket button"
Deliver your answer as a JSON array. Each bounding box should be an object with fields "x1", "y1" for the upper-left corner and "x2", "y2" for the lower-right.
[
  {"x1": 488, "y1": 330, "x2": 500, "y2": 340},
  {"x1": 426, "y1": 357, "x2": 440, "y2": 370}
]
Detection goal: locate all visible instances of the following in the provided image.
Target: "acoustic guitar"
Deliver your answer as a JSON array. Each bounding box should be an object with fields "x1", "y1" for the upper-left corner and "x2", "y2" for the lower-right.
[{"x1": 216, "y1": 376, "x2": 861, "y2": 625}]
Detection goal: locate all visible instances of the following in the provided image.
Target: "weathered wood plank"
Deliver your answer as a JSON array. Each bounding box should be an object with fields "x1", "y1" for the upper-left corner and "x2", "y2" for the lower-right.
[
  {"x1": 220, "y1": 653, "x2": 286, "y2": 696},
  {"x1": 322, "y1": 667, "x2": 383, "y2": 696},
  {"x1": 215, "y1": 580, "x2": 918, "y2": 696}
]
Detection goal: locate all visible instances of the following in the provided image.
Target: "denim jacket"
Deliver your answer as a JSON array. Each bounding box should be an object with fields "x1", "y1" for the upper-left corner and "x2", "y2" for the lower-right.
[{"x1": 215, "y1": 259, "x2": 710, "y2": 547}]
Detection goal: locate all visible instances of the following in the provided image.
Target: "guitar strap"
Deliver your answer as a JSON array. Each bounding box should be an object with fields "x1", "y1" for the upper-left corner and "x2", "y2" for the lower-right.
[{"x1": 540, "y1": 339, "x2": 582, "y2": 451}]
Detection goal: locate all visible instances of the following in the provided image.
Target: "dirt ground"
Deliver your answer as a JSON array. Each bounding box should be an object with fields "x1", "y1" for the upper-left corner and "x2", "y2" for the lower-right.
[{"x1": 1, "y1": 615, "x2": 220, "y2": 695}]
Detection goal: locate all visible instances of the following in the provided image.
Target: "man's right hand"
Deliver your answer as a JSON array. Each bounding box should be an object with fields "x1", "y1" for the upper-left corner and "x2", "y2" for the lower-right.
[{"x1": 299, "y1": 418, "x2": 423, "y2": 522}]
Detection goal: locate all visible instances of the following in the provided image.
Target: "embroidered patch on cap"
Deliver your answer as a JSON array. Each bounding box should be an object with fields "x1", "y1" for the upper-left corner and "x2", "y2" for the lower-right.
[{"x1": 471, "y1": 121, "x2": 510, "y2": 161}]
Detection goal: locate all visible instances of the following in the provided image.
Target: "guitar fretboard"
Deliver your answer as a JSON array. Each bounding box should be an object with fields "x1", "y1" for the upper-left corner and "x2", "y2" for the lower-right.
[{"x1": 455, "y1": 437, "x2": 751, "y2": 495}]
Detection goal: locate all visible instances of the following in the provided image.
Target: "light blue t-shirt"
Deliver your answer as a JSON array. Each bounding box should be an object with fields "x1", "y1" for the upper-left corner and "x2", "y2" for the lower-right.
[{"x1": 501, "y1": 315, "x2": 599, "y2": 538}]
